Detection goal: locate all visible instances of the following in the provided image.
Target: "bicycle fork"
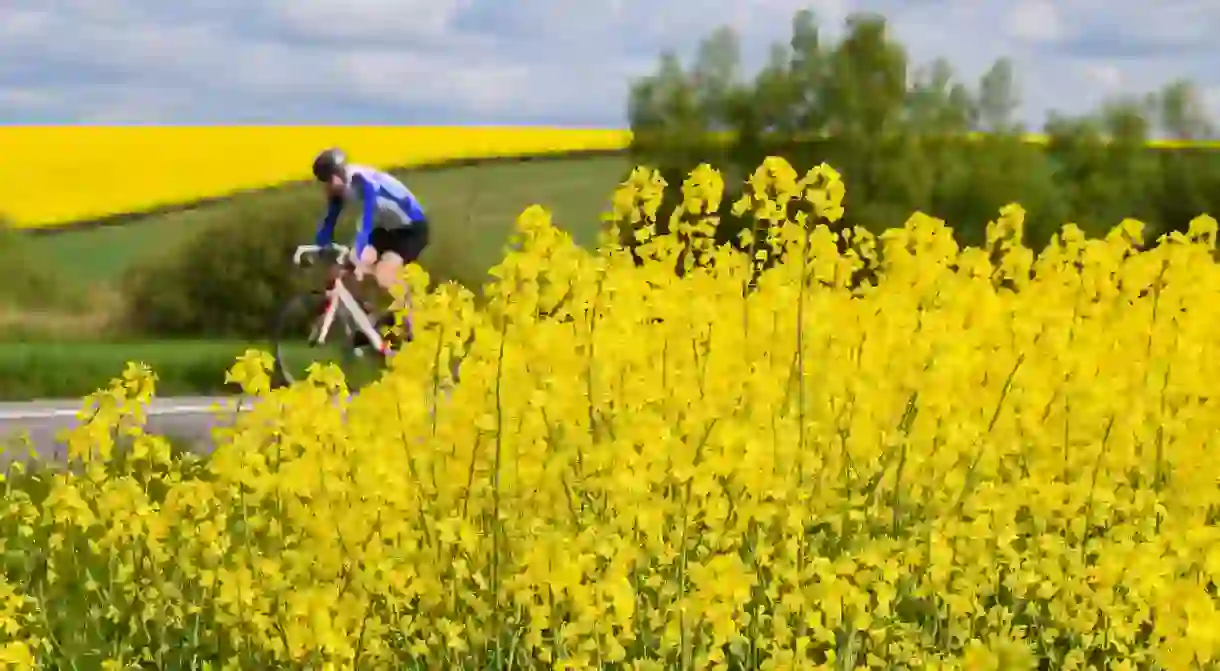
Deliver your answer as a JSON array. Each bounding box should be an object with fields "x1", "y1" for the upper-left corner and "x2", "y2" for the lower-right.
[{"x1": 312, "y1": 291, "x2": 341, "y2": 346}]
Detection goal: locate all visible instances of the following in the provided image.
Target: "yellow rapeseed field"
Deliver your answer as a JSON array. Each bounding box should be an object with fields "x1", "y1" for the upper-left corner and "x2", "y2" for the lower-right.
[
  {"x1": 0, "y1": 126, "x2": 631, "y2": 228},
  {"x1": 1, "y1": 156, "x2": 1219, "y2": 669}
]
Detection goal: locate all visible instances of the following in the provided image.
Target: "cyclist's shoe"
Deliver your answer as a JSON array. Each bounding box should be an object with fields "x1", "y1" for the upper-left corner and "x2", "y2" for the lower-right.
[
  {"x1": 378, "y1": 314, "x2": 405, "y2": 351},
  {"x1": 351, "y1": 314, "x2": 399, "y2": 353}
]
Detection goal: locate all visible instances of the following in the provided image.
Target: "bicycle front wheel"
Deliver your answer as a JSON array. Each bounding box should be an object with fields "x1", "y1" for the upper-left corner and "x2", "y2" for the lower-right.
[{"x1": 271, "y1": 292, "x2": 387, "y2": 390}]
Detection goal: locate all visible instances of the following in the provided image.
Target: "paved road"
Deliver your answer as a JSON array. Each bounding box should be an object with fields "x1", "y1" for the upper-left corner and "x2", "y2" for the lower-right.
[{"x1": 0, "y1": 396, "x2": 245, "y2": 462}]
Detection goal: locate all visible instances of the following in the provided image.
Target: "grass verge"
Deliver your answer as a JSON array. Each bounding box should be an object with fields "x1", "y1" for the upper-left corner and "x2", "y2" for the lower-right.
[{"x1": 0, "y1": 341, "x2": 277, "y2": 400}]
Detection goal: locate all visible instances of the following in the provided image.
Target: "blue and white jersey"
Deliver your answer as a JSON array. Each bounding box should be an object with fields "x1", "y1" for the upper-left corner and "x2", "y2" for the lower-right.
[{"x1": 314, "y1": 164, "x2": 426, "y2": 256}]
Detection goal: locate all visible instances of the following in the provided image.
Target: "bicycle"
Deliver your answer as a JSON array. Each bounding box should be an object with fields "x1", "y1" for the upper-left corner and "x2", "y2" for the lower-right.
[{"x1": 270, "y1": 243, "x2": 412, "y2": 389}]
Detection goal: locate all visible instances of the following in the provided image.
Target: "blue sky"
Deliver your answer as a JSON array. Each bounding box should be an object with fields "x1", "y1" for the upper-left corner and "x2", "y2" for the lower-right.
[{"x1": 2, "y1": 0, "x2": 1218, "y2": 127}]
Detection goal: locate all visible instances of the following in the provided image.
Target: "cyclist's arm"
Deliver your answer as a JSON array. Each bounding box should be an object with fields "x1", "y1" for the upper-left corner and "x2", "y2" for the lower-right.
[
  {"x1": 352, "y1": 174, "x2": 378, "y2": 257},
  {"x1": 314, "y1": 195, "x2": 344, "y2": 246}
]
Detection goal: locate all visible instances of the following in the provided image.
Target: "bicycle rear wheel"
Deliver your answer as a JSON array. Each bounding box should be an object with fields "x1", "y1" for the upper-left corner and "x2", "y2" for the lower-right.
[{"x1": 271, "y1": 292, "x2": 387, "y2": 390}]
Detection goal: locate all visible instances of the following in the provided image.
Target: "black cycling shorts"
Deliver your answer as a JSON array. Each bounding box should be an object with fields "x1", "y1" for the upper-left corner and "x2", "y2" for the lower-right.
[{"x1": 369, "y1": 217, "x2": 429, "y2": 264}]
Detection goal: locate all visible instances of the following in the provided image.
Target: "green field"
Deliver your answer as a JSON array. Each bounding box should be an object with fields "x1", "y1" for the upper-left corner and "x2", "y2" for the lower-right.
[
  {"x1": 2, "y1": 156, "x2": 629, "y2": 399},
  {"x1": 23, "y1": 156, "x2": 629, "y2": 289}
]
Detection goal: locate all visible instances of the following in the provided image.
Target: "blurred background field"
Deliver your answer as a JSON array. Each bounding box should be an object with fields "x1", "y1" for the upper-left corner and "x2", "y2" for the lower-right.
[
  {"x1": 0, "y1": 126, "x2": 631, "y2": 228},
  {"x1": 20, "y1": 156, "x2": 627, "y2": 288},
  {"x1": 0, "y1": 154, "x2": 628, "y2": 399},
  {"x1": 7, "y1": 10, "x2": 1220, "y2": 400}
]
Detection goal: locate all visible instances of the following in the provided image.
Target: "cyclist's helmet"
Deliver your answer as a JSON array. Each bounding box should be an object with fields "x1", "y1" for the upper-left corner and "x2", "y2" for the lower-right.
[{"x1": 312, "y1": 148, "x2": 347, "y2": 182}]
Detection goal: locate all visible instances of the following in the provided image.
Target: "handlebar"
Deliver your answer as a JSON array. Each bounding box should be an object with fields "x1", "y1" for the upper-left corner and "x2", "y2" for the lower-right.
[{"x1": 292, "y1": 243, "x2": 352, "y2": 267}]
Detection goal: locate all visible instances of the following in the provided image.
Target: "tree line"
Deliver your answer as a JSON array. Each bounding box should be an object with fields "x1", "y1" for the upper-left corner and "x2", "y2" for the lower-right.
[{"x1": 625, "y1": 10, "x2": 1220, "y2": 250}]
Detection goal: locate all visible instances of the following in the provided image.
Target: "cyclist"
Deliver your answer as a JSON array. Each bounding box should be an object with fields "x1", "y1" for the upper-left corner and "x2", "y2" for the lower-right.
[{"x1": 311, "y1": 147, "x2": 429, "y2": 348}]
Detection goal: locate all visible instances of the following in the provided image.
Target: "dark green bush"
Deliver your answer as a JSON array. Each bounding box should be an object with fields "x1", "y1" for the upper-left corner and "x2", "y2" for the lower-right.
[{"x1": 120, "y1": 198, "x2": 320, "y2": 338}]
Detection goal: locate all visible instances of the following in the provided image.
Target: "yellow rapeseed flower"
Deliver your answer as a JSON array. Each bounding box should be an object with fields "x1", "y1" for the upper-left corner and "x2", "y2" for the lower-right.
[{"x1": 4, "y1": 155, "x2": 1220, "y2": 667}]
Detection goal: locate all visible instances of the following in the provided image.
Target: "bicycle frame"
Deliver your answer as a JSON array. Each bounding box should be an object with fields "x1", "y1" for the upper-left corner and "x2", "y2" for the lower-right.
[
  {"x1": 317, "y1": 271, "x2": 391, "y2": 356},
  {"x1": 293, "y1": 243, "x2": 411, "y2": 358}
]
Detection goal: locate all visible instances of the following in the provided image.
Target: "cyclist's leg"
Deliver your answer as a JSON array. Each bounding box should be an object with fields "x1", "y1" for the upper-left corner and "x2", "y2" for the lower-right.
[
  {"x1": 371, "y1": 250, "x2": 405, "y2": 336},
  {"x1": 396, "y1": 220, "x2": 430, "y2": 331},
  {"x1": 371, "y1": 221, "x2": 428, "y2": 342},
  {"x1": 372, "y1": 251, "x2": 405, "y2": 295},
  {"x1": 374, "y1": 220, "x2": 427, "y2": 291},
  {"x1": 349, "y1": 228, "x2": 393, "y2": 350}
]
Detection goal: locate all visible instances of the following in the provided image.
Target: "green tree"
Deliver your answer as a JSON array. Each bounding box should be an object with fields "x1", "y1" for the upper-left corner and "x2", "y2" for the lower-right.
[
  {"x1": 975, "y1": 58, "x2": 1021, "y2": 134},
  {"x1": 625, "y1": 8, "x2": 1220, "y2": 252},
  {"x1": 1150, "y1": 80, "x2": 1220, "y2": 236},
  {"x1": 628, "y1": 52, "x2": 708, "y2": 171},
  {"x1": 1156, "y1": 79, "x2": 1215, "y2": 140}
]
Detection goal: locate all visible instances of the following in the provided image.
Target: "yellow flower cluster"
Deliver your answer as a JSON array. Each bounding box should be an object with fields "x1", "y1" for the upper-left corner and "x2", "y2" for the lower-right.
[
  {"x1": 0, "y1": 126, "x2": 631, "y2": 228},
  {"x1": 0, "y1": 580, "x2": 37, "y2": 670},
  {"x1": 5, "y1": 156, "x2": 1220, "y2": 669}
]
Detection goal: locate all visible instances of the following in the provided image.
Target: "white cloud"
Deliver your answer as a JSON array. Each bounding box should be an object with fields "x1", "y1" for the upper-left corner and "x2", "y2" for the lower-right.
[
  {"x1": 0, "y1": 9, "x2": 52, "y2": 40},
  {"x1": 0, "y1": 88, "x2": 57, "y2": 110},
  {"x1": 335, "y1": 49, "x2": 528, "y2": 112},
  {"x1": 1006, "y1": 0, "x2": 1064, "y2": 44},
  {"x1": 269, "y1": 0, "x2": 476, "y2": 42},
  {"x1": 0, "y1": 0, "x2": 1218, "y2": 127},
  {"x1": 1204, "y1": 87, "x2": 1220, "y2": 118},
  {"x1": 1082, "y1": 62, "x2": 1123, "y2": 91}
]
